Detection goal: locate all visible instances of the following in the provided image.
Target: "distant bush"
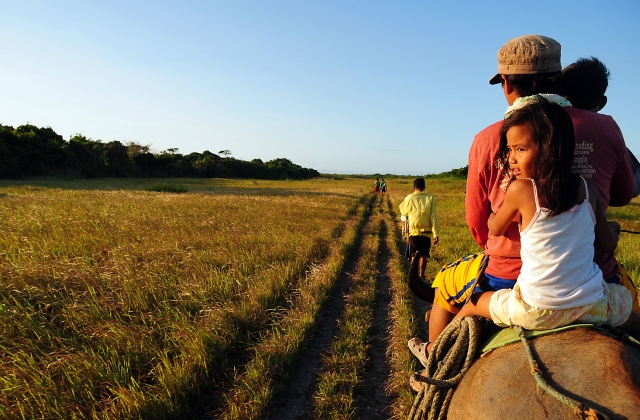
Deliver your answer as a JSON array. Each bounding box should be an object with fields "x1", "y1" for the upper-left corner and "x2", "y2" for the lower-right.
[{"x1": 146, "y1": 183, "x2": 189, "y2": 193}]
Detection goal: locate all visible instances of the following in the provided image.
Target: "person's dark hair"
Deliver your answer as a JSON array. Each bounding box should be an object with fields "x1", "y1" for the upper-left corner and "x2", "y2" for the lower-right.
[
  {"x1": 503, "y1": 71, "x2": 562, "y2": 97},
  {"x1": 561, "y1": 57, "x2": 610, "y2": 110},
  {"x1": 498, "y1": 98, "x2": 579, "y2": 216},
  {"x1": 414, "y1": 178, "x2": 425, "y2": 191}
]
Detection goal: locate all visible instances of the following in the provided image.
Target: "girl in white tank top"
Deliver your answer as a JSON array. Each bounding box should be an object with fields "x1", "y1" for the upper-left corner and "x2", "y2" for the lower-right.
[{"x1": 444, "y1": 99, "x2": 639, "y2": 336}]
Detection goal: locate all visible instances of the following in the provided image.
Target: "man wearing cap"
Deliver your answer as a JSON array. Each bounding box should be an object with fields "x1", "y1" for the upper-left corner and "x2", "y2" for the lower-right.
[{"x1": 408, "y1": 34, "x2": 634, "y2": 365}]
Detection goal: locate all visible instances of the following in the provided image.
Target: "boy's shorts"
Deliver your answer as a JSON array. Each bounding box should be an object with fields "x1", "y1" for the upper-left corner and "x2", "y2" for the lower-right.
[
  {"x1": 489, "y1": 281, "x2": 633, "y2": 331},
  {"x1": 407, "y1": 235, "x2": 432, "y2": 259},
  {"x1": 432, "y1": 253, "x2": 487, "y2": 313}
]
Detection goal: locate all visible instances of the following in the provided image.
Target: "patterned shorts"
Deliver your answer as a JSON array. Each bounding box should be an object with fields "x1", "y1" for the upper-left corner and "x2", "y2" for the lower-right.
[
  {"x1": 432, "y1": 255, "x2": 640, "y2": 316},
  {"x1": 432, "y1": 252, "x2": 487, "y2": 313},
  {"x1": 489, "y1": 281, "x2": 633, "y2": 330}
]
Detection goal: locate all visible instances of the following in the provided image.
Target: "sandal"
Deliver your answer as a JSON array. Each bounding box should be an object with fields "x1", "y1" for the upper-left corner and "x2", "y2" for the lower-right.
[
  {"x1": 409, "y1": 369, "x2": 427, "y2": 392},
  {"x1": 408, "y1": 337, "x2": 430, "y2": 367}
]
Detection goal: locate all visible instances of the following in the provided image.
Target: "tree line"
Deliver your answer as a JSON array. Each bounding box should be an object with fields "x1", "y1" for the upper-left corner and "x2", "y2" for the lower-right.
[
  {"x1": 0, "y1": 124, "x2": 320, "y2": 180},
  {"x1": 425, "y1": 166, "x2": 468, "y2": 179}
]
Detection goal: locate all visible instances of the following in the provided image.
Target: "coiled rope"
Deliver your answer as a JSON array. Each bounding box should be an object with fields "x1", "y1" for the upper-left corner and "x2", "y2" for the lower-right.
[{"x1": 408, "y1": 316, "x2": 489, "y2": 420}]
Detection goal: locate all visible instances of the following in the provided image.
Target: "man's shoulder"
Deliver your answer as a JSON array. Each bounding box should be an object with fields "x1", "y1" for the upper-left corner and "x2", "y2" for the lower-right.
[
  {"x1": 415, "y1": 191, "x2": 435, "y2": 200},
  {"x1": 472, "y1": 120, "x2": 504, "y2": 148},
  {"x1": 566, "y1": 107, "x2": 625, "y2": 147},
  {"x1": 566, "y1": 107, "x2": 620, "y2": 130},
  {"x1": 475, "y1": 120, "x2": 504, "y2": 137},
  {"x1": 469, "y1": 119, "x2": 503, "y2": 162}
]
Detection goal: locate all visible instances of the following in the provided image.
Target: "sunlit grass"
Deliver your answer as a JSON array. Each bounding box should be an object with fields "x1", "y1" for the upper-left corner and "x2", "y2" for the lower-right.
[
  {"x1": 606, "y1": 196, "x2": 640, "y2": 286},
  {"x1": 0, "y1": 176, "x2": 637, "y2": 418},
  {"x1": 0, "y1": 177, "x2": 370, "y2": 418},
  {"x1": 313, "y1": 204, "x2": 381, "y2": 419},
  {"x1": 218, "y1": 201, "x2": 369, "y2": 419}
]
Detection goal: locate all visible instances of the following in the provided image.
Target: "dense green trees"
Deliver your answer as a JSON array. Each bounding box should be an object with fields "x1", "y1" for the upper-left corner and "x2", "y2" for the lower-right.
[
  {"x1": 0, "y1": 124, "x2": 320, "y2": 180},
  {"x1": 425, "y1": 166, "x2": 468, "y2": 179}
]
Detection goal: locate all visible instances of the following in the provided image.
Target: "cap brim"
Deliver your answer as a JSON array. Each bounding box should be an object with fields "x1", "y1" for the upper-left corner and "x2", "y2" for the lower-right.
[{"x1": 489, "y1": 73, "x2": 502, "y2": 85}]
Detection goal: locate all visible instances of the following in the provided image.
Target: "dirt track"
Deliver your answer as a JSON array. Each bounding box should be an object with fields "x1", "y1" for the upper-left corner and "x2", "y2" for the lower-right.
[{"x1": 265, "y1": 194, "x2": 427, "y2": 419}]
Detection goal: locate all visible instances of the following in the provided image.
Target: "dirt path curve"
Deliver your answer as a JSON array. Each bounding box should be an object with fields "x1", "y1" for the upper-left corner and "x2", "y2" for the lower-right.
[{"x1": 267, "y1": 195, "x2": 397, "y2": 419}]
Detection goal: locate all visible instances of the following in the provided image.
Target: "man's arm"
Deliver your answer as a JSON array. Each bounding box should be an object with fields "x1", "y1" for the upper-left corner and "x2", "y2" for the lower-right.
[
  {"x1": 609, "y1": 147, "x2": 634, "y2": 207},
  {"x1": 600, "y1": 117, "x2": 633, "y2": 207},
  {"x1": 398, "y1": 196, "x2": 410, "y2": 216},
  {"x1": 431, "y1": 196, "x2": 440, "y2": 243},
  {"x1": 465, "y1": 138, "x2": 491, "y2": 248},
  {"x1": 588, "y1": 182, "x2": 619, "y2": 253}
]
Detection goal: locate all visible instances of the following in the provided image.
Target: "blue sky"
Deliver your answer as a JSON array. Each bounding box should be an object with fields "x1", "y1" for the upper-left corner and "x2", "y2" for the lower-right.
[{"x1": 2, "y1": 1, "x2": 639, "y2": 175}]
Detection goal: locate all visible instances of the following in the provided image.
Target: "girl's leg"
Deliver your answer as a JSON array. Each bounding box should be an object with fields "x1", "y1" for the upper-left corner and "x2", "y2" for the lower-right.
[
  {"x1": 451, "y1": 291, "x2": 495, "y2": 322},
  {"x1": 428, "y1": 302, "x2": 456, "y2": 344},
  {"x1": 422, "y1": 292, "x2": 495, "y2": 354}
]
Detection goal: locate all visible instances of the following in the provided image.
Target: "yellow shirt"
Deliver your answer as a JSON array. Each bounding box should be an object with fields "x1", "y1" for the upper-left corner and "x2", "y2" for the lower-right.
[{"x1": 399, "y1": 191, "x2": 439, "y2": 238}]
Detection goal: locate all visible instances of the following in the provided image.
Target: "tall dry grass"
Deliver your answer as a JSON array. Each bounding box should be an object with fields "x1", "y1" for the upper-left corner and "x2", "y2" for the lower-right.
[
  {"x1": 0, "y1": 178, "x2": 370, "y2": 418},
  {"x1": 0, "y1": 176, "x2": 638, "y2": 419}
]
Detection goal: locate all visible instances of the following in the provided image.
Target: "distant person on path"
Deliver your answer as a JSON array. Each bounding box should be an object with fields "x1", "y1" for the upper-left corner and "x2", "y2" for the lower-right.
[
  {"x1": 380, "y1": 178, "x2": 387, "y2": 195},
  {"x1": 562, "y1": 56, "x2": 640, "y2": 198},
  {"x1": 408, "y1": 34, "x2": 635, "y2": 363},
  {"x1": 399, "y1": 178, "x2": 439, "y2": 279},
  {"x1": 444, "y1": 99, "x2": 640, "y2": 341},
  {"x1": 373, "y1": 177, "x2": 380, "y2": 193}
]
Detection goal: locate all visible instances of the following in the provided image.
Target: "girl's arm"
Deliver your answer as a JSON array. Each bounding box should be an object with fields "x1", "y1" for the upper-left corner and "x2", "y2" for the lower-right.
[
  {"x1": 588, "y1": 181, "x2": 619, "y2": 253},
  {"x1": 487, "y1": 179, "x2": 530, "y2": 236}
]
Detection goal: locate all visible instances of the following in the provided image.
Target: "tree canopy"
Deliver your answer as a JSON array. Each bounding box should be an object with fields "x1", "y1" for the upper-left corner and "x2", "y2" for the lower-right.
[{"x1": 0, "y1": 124, "x2": 319, "y2": 180}]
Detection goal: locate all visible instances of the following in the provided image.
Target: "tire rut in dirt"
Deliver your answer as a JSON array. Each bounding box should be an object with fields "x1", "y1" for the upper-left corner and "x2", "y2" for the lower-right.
[
  {"x1": 265, "y1": 203, "x2": 373, "y2": 419},
  {"x1": 353, "y1": 215, "x2": 393, "y2": 419}
]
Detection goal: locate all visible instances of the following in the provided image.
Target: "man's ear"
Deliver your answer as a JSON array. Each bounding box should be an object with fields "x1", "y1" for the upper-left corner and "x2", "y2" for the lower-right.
[
  {"x1": 597, "y1": 95, "x2": 607, "y2": 111},
  {"x1": 502, "y1": 75, "x2": 516, "y2": 95}
]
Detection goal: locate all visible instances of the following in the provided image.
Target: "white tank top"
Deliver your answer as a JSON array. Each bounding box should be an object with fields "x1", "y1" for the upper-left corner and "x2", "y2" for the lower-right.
[{"x1": 518, "y1": 177, "x2": 604, "y2": 309}]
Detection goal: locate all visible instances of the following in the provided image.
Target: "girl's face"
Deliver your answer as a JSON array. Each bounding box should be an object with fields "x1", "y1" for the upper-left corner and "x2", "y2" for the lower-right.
[{"x1": 506, "y1": 123, "x2": 538, "y2": 180}]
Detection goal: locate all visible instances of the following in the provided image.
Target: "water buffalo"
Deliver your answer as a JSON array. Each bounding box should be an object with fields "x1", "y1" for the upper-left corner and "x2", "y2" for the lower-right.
[
  {"x1": 447, "y1": 327, "x2": 640, "y2": 419},
  {"x1": 407, "y1": 255, "x2": 640, "y2": 419}
]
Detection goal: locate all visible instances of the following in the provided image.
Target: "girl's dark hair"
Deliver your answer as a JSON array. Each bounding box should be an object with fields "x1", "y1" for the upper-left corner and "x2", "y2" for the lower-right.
[{"x1": 498, "y1": 98, "x2": 579, "y2": 216}]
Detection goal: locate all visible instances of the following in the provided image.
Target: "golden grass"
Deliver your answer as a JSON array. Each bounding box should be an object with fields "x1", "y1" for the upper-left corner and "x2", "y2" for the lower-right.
[
  {"x1": 0, "y1": 176, "x2": 638, "y2": 418},
  {"x1": 312, "y1": 205, "x2": 381, "y2": 419},
  {"x1": 0, "y1": 177, "x2": 370, "y2": 418},
  {"x1": 218, "y1": 199, "x2": 370, "y2": 419}
]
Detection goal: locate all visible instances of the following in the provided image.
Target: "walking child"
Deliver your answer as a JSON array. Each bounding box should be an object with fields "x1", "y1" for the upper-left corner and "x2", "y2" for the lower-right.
[{"x1": 373, "y1": 177, "x2": 380, "y2": 193}]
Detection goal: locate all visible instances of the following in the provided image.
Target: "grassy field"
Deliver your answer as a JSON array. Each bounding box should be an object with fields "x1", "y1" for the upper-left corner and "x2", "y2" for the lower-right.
[{"x1": 0, "y1": 176, "x2": 638, "y2": 419}]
